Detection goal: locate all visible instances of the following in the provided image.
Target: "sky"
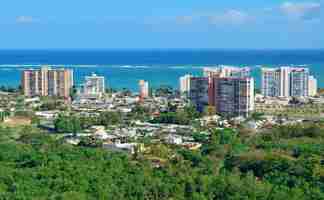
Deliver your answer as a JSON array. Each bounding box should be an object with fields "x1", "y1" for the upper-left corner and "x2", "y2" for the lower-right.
[{"x1": 0, "y1": 0, "x2": 323, "y2": 49}]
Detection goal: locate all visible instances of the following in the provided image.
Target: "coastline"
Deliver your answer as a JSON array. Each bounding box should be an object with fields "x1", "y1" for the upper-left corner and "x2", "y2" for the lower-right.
[{"x1": 0, "y1": 49, "x2": 323, "y2": 91}]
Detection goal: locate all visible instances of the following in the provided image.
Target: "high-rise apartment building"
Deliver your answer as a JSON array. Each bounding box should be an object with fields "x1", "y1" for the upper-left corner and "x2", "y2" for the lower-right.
[
  {"x1": 189, "y1": 77, "x2": 209, "y2": 112},
  {"x1": 204, "y1": 66, "x2": 251, "y2": 106},
  {"x1": 82, "y1": 73, "x2": 105, "y2": 96},
  {"x1": 190, "y1": 66, "x2": 254, "y2": 117},
  {"x1": 261, "y1": 67, "x2": 312, "y2": 97},
  {"x1": 309, "y1": 76, "x2": 318, "y2": 96},
  {"x1": 22, "y1": 70, "x2": 38, "y2": 97},
  {"x1": 215, "y1": 77, "x2": 254, "y2": 117},
  {"x1": 139, "y1": 80, "x2": 149, "y2": 100},
  {"x1": 290, "y1": 68, "x2": 309, "y2": 97},
  {"x1": 262, "y1": 68, "x2": 283, "y2": 97},
  {"x1": 22, "y1": 67, "x2": 73, "y2": 99},
  {"x1": 179, "y1": 74, "x2": 192, "y2": 95},
  {"x1": 203, "y1": 66, "x2": 250, "y2": 78},
  {"x1": 280, "y1": 67, "x2": 290, "y2": 97}
]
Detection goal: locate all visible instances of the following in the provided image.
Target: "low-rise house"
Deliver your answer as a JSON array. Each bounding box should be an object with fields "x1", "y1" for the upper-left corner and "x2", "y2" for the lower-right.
[
  {"x1": 64, "y1": 137, "x2": 81, "y2": 145},
  {"x1": 35, "y1": 111, "x2": 59, "y2": 119},
  {"x1": 24, "y1": 97, "x2": 40, "y2": 103},
  {"x1": 199, "y1": 115, "x2": 221, "y2": 126},
  {"x1": 164, "y1": 134, "x2": 183, "y2": 145},
  {"x1": 118, "y1": 107, "x2": 132, "y2": 113},
  {"x1": 103, "y1": 142, "x2": 144, "y2": 154}
]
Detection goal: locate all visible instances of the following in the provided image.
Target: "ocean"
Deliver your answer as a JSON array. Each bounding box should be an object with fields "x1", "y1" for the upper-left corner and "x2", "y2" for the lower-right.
[{"x1": 0, "y1": 49, "x2": 323, "y2": 91}]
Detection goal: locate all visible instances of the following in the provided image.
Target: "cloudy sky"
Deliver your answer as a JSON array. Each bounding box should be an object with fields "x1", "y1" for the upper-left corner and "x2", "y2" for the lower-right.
[{"x1": 0, "y1": 0, "x2": 323, "y2": 49}]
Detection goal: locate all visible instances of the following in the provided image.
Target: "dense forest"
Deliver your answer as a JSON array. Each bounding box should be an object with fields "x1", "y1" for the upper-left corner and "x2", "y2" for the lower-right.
[{"x1": 0, "y1": 123, "x2": 324, "y2": 199}]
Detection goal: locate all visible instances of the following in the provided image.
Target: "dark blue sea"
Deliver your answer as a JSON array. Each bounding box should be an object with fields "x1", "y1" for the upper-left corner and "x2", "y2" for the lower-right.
[{"x1": 0, "y1": 49, "x2": 323, "y2": 91}]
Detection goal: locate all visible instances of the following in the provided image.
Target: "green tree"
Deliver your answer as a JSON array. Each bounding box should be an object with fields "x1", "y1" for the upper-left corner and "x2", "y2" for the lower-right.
[
  {"x1": 99, "y1": 111, "x2": 122, "y2": 127},
  {"x1": 54, "y1": 114, "x2": 81, "y2": 133}
]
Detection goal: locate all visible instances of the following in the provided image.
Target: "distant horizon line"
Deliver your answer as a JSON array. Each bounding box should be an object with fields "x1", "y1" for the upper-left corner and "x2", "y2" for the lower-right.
[{"x1": 0, "y1": 48, "x2": 324, "y2": 51}]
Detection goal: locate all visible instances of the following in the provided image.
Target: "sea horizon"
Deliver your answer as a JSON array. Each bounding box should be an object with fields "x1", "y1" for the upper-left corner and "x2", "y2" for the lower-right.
[
  {"x1": 1, "y1": 48, "x2": 324, "y2": 50},
  {"x1": 0, "y1": 49, "x2": 323, "y2": 91}
]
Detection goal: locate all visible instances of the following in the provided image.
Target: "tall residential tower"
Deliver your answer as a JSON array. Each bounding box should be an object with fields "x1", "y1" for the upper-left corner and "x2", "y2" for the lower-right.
[
  {"x1": 309, "y1": 76, "x2": 318, "y2": 96},
  {"x1": 22, "y1": 67, "x2": 73, "y2": 99},
  {"x1": 139, "y1": 80, "x2": 149, "y2": 101},
  {"x1": 261, "y1": 67, "x2": 313, "y2": 97},
  {"x1": 261, "y1": 67, "x2": 289, "y2": 97},
  {"x1": 189, "y1": 77, "x2": 209, "y2": 113},
  {"x1": 215, "y1": 77, "x2": 254, "y2": 117},
  {"x1": 179, "y1": 74, "x2": 192, "y2": 95},
  {"x1": 82, "y1": 73, "x2": 105, "y2": 97},
  {"x1": 203, "y1": 66, "x2": 254, "y2": 117},
  {"x1": 186, "y1": 66, "x2": 254, "y2": 117}
]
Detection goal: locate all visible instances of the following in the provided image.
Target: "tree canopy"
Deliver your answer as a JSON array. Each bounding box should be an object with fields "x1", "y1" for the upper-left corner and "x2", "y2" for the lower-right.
[{"x1": 0, "y1": 121, "x2": 324, "y2": 199}]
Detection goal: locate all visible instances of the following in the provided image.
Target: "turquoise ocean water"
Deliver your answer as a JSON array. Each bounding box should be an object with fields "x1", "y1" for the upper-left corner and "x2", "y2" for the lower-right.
[{"x1": 0, "y1": 49, "x2": 323, "y2": 91}]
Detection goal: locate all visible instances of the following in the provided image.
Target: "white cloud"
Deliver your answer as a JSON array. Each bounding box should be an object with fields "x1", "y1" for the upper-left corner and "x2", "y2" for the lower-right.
[
  {"x1": 16, "y1": 16, "x2": 35, "y2": 24},
  {"x1": 280, "y1": 2, "x2": 321, "y2": 20},
  {"x1": 208, "y1": 10, "x2": 250, "y2": 25}
]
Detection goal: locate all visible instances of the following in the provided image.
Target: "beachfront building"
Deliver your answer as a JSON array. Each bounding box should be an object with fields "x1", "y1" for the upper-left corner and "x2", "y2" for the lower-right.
[
  {"x1": 203, "y1": 65, "x2": 250, "y2": 78},
  {"x1": 215, "y1": 77, "x2": 254, "y2": 117},
  {"x1": 261, "y1": 67, "x2": 313, "y2": 97},
  {"x1": 139, "y1": 80, "x2": 149, "y2": 100},
  {"x1": 309, "y1": 76, "x2": 318, "y2": 96},
  {"x1": 81, "y1": 73, "x2": 105, "y2": 97},
  {"x1": 203, "y1": 66, "x2": 254, "y2": 117},
  {"x1": 22, "y1": 66, "x2": 73, "y2": 99},
  {"x1": 179, "y1": 74, "x2": 192, "y2": 95},
  {"x1": 261, "y1": 68, "x2": 277, "y2": 97},
  {"x1": 261, "y1": 67, "x2": 291, "y2": 97},
  {"x1": 290, "y1": 68, "x2": 309, "y2": 97},
  {"x1": 189, "y1": 77, "x2": 209, "y2": 112},
  {"x1": 204, "y1": 66, "x2": 251, "y2": 106}
]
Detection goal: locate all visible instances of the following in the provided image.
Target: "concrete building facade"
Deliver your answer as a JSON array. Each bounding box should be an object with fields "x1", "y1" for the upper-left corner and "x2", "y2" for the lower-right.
[
  {"x1": 203, "y1": 66, "x2": 250, "y2": 78},
  {"x1": 290, "y1": 68, "x2": 309, "y2": 97},
  {"x1": 189, "y1": 77, "x2": 209, "y2": 112},
  {"x1": 309, "y1": 75, "x2": 318, "y2": 96},
  {"x1": 262, "y1": 67, "x2": 312, "y2": 97},
  {"x1": 82, "y1": 73, "x2": 105, "y2": 96},
  {"x1": 261, "y1": 68, "x2": 282, "y2": 97},
  {"x1": 139, "y1": 80, "x2": 149, "y2": 100},
  {"x1": 202, "y1": 66, "x2": 254, "y2": 117},
  {"x1": 179, "y1": 74, "x2": 192, "y2": 95},
  {"x1": 22, "y1": 67, "x2": 73, "y2": 99},
  {"x1": 213, "y1": 77, "x2": 254, "y2": 117}
]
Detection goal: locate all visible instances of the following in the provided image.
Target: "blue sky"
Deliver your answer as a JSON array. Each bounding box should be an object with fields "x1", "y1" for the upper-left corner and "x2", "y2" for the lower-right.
[{"x1": 0, "y1": 0, "x2": 323, "y2": 49}]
